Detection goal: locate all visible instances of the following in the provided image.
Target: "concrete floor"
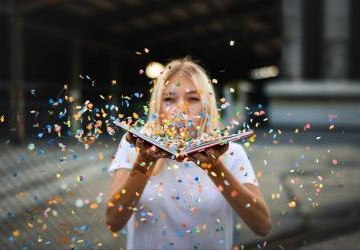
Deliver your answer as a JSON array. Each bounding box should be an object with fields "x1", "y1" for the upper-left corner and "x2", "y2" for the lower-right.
[{"x1": 1, "y1": 129, "x2": 360, "y2": 249}]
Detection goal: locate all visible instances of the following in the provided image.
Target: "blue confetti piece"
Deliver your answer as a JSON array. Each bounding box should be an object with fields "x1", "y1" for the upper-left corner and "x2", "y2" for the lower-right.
[
  {"x1": 72, "y1": 153, "x2": 78, "y2": 160},
  {"x1": 184, "y1": 162, "x2": 191, "y2": 168},
  {"x1": 75, "y1": 225, "x2": 89, "y2": 231},
  {"x1": 18, "y1": 154, "x2": 25, "y2": 163},
  {"x1": 37, "y1": 149, "x2": 46, "y2": 156},
  {"x1": 176, "y1": 230, "x2": 184, "y2": 238}
]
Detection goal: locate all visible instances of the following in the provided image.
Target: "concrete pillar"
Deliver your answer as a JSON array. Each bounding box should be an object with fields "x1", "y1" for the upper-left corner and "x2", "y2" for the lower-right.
[
  {"x1": 281, "y1": 0, "x2": 303, "y2": 79},
  {"x1": 10, "y1": 11, "x2": 26, "y2": 143},
  {"x1": 323, "y1": 0, "x2": 350, "y2": 78}
]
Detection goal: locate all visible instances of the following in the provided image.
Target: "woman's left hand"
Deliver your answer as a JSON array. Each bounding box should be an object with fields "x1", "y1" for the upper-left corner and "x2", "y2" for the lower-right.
[{"x1": 181, "y1": 143, "x2": 229, "y2": 169}]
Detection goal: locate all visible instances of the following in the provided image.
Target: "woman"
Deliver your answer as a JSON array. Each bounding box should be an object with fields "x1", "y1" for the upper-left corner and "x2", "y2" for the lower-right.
[{"x1": 106, "y1": 56, "x2": 271, "y2": 250}]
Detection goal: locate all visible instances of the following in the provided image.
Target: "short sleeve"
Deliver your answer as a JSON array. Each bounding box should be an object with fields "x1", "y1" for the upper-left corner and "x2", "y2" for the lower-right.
[
  {"x1": 107, "y1": 134, "x2": 137, "y2": 176},
  {"x1": 226, "y1": 142, "x2": 259, "y2": 187}
]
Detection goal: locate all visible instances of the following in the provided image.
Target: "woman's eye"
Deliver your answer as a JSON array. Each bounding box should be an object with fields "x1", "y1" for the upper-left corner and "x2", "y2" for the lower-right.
[
  {"x1": 189, "y1": 97, "x2": 200, "y2": 102},
  {"x1": 163, "y1": 97, "x2": 174, "y2": 102}
]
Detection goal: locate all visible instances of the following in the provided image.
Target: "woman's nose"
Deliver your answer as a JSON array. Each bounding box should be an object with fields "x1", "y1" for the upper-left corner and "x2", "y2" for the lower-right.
[{"x1": 176, "y1": 100, "x2": 189, "y2": 113}]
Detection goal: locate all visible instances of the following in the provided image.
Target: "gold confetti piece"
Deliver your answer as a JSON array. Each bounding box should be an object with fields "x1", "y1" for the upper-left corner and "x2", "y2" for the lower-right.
[
  {"x1": 13, "y1": 230, "x2": 20, "y2": 237},
  {"x1": 229, "y1": 87, "x2": 235, "y2": 92},
  {"x1": 98, "y1": 152, "x2": 104, "y2": 160},
  {"x1": 144, "y1": 48, "x2": 150, "y2": 53},
  {"x1": 288, "y1": 200, "x2": 296, "y2": 208},
  {"x1": 90, "y1": 203, "x2": 98, "y2": 209},
  {"x1": 111, "y1": 80, "x2": 117, "y2": 85},
  {"x1": 114, "y1": 192, "x2": 120, "y2": 199},
  {"x1": 0, "y1": 115, "x2": 4, "y2": 123},
  {"x1": 211, "y1": 78, "x2": 218, "y2": 84},
  {"x1": 210, "y1": 171, "x2": 217, "y2": 177}
]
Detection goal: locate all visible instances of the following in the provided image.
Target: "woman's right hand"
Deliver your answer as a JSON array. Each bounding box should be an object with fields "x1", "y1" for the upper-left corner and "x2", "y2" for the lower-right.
[{"x1": 125, "y1": 132, "x2": 171, "y2": 162}]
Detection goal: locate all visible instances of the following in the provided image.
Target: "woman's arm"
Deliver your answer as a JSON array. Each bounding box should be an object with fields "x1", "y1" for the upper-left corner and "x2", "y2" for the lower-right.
[
  {"x1": 187, "y1": 144, "x2": 271, "y2": 236},
  {"x1": 105, "y1": 154, "x2": 154, "y2": 232},
  {"x1": 105, "y1": 133, "x2": 170, "y2": 232},
  {"x1": 207, "y1": 160, "x2": 271, "y2": 236}
]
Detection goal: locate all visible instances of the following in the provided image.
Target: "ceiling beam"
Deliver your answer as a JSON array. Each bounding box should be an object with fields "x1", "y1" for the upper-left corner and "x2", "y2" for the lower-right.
[
  {"x1": 25, "y1": 20, "x2": 135, "y2": 60},
  {"x1": 115, "y1": 2, "x2": 279, "y2": 44},
  {"x1": 19, "y1": 0, "x2": 70, "y2": 13}
]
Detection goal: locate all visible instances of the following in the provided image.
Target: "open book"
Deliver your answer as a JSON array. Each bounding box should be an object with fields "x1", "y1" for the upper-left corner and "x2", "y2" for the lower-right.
[{"x1": 112, "y1": 119, "x2": 254, "y2": 156}]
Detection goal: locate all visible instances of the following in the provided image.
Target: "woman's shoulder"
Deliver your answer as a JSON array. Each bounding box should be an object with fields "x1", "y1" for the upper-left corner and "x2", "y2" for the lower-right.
[{"x1": 227, "y1": 141, "x2": 247, "y2": 156}]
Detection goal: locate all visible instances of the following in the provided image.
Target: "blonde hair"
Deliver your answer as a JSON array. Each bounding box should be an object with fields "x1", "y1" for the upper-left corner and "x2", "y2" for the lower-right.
[{"x1": 136, "y1": 56, "x2": 223, "y2": 175}]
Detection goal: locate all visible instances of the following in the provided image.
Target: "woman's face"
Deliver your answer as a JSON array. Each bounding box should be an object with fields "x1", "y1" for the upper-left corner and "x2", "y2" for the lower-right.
[{"x1": 159, "y1": 73, "x2": 204, "y2": 127}]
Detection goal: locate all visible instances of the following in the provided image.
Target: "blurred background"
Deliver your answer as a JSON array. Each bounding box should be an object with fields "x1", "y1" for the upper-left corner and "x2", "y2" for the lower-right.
[{"x1": 0, "y1": 0, "x2": 360, "y2": 249}]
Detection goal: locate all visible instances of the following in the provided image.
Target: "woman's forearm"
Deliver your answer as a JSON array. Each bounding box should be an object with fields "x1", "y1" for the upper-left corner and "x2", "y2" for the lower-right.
[
  {"x1": 207, "y1": 160, "x2": 271, "y2": 236},
  {"x1": 106, "y1": 155, "x2": 155, "y2": 232}
]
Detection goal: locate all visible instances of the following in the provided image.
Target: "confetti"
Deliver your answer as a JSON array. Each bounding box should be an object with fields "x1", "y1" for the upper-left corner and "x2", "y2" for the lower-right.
[
  {"x1": 288, "y1": 200, "x2": 297, "y2": 208},
  {"x1": 27, "y1": 143, "x2": 35, "y2": 151}
]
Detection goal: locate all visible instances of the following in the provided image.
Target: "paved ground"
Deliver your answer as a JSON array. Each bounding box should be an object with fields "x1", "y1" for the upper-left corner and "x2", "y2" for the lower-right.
[{"x1": 0, "y1": 129, "x2": 360, "y2": 249}]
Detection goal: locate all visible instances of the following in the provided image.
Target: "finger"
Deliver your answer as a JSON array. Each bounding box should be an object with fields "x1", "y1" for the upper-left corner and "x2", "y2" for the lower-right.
[
  {"x1": 149, "y1": 145, "x2": 159, "y2": 153},
  {"x1": 159, "y1": 151, "x2": 171, "y2": 159},
  {"x1": 190, "y1": 153, "x2": 206, "y2": 165},
  {"x1": 135, "y1": 138, "x2": 145, "y2": 150},
  {"x1": 126, "y1": 132, "x2": 135, "y2": 144},
  {"x1": 221, "y1": 142, "x2": 230, "y2": 152},
  {"x1": 205, "y1": 149, "x2": 218, "y2": 160}
]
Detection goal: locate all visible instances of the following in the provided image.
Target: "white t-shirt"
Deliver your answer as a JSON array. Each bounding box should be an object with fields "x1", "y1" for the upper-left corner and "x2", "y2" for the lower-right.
[{"x1": 108, "y1": 135, "x2": 259, "y2": 250}]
